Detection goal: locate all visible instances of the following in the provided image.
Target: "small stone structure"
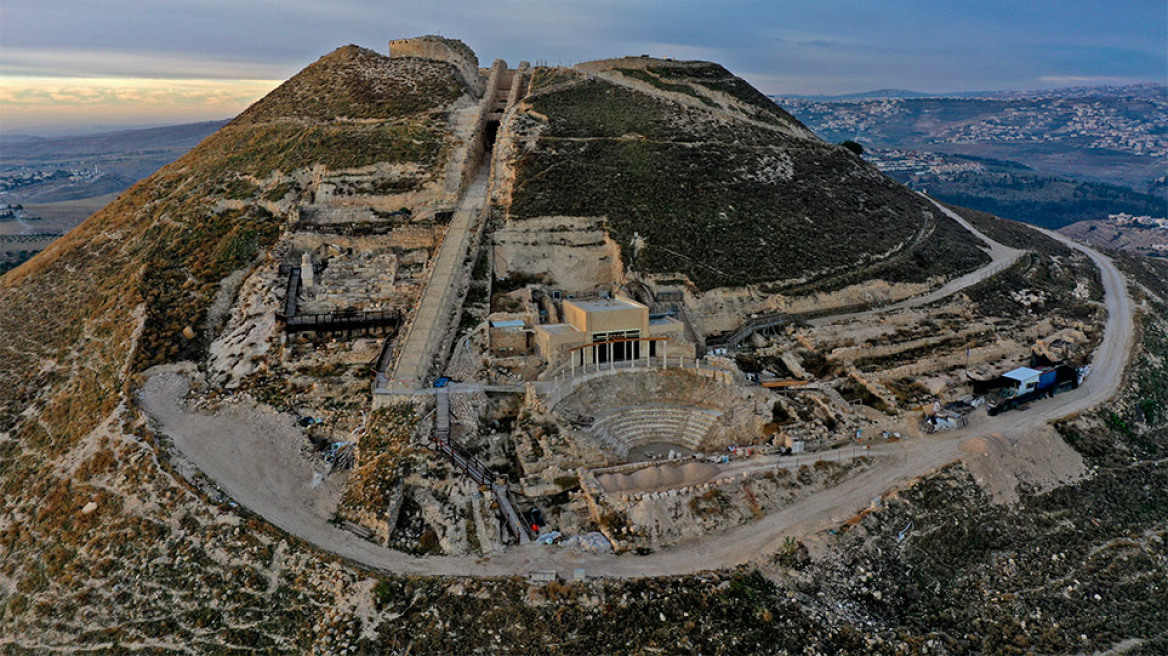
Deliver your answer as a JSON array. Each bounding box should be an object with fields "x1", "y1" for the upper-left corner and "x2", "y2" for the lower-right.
[
  {"x1": 488, "y1": 319, "x2": 530, "y2": 356},
  {"x1": 300, "y1": 252, "x2": 314, "y2": 289},
  {"x1": 390, "y1": 35, "x2": 483, "y2": 96}
]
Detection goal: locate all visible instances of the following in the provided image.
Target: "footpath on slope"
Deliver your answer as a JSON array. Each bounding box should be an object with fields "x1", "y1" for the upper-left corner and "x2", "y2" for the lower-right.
[
  {"x1": 808, "y1": 196, "x2": 1024, "y2": 326},
  {"x1": 139, "y1": 224, "x2": 1133, "y2": 579},
  {"x1": 714, "y1": 195, "x2": 1022, "y2": 344}
]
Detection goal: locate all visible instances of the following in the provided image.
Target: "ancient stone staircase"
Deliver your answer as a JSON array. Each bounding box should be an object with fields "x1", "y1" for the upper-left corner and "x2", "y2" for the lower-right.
[
  {"x1": 380, "y1": 62, "x2": 529, "y2": 392},
  {"x1": 429, "y1": 387, "x2": 531, "y2": 543},
  {"x1": 384, "y1": 166, "x2": 489, "y2": 389}
]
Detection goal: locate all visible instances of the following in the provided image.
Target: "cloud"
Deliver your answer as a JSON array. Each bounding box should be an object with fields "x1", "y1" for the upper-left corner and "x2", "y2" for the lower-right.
[
  {"x1": 0, "y1": 0, "x2": 1163, "y2": 130},
  {"x1": 0, "y1": 46, "x2": 292, "y2": 80},
  {"x1": 0, "y1": 76, "x2": 280, "y2": 131}
]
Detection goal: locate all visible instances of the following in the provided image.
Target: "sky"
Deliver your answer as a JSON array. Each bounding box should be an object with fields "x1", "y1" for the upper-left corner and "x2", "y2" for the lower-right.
[{"x1": 1, "y1": 0, "x2": 1164, "y2": 134}]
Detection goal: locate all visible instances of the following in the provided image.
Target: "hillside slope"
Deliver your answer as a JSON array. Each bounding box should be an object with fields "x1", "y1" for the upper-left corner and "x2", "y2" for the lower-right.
[
  {"x1": 0, "y1": 46, "x2": 472, "y2": 646},
  {"x1": 0, "y1": 43, "x2": 1097, "y2": 652},
  {"x1": 503, "y1": 60, "x2": 988, "y2": 290},
  {"x1": 0, "y1": 39, "x2": 469, "y2": 461}
]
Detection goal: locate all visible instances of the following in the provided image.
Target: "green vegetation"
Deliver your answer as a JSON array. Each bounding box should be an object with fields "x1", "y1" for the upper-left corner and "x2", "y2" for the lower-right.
[
  {"x1": 137, "y1": 207, "x2": 281, "y2": 368},
  {"x1": 912, "y1": 171, "x2": 1166, "y2": 230},
  {"x1": 689, "y1": 489, "x2": 732, "y2": 517},
  {"x1": 234, "y1": 45, "x2": 465, "y2": 124},
  {"x1": 339, "y1": 405, "x2": 419, "y2": 522},
  {"x1": 264, "y1": 181, "x2": 295, "y2": 202},
  {"x1": 526, "y1": 77, "x2": 781, "y2": 145},
  {"x1": 189, "y1": 121, "x2": 448, "y2": 179},
  {"x1": 526, "y1": 67, "x2": 583, "y2": 93},
  {"x1": 959, "y1": 251, "x2": 1101, "y2": 322},
  {"x1": 615, "y1": 68, "x2": 715, "y2": 105},
  {"x1": 942, "y1": 202, "x2": 1073, "y2": 256},
  {"x1": 511, "y1": 76, "x2": 991, "y2": 290},
  {"x1": 0, "y1": 250, "x2": 38, "y2": 276},
  {"x1": 645, "y1": 63, "x2": 803, "y2": 125},
  {"x1": 222, "y1": 177, "x2": 260, "y2": 200},
  {"x1": 838, "y1": 140, "x2": 864, "y2": 155},
  {"x1": 512, "y1": 135, "x2": 929, "y2": 289},
  {"x1": 1061, "y1": 254, "x2": 1168, "y2": 462},
  {"x1": 769, "y1": 203, "x2": 991, "y2": 297}
]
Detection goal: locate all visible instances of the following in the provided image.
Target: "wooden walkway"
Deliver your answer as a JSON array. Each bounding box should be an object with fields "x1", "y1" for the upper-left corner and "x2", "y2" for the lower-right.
[
  {"x1": 429, "y1": 388, "x2": 531, "y2": 544},
  {"x1": 284, "y1": 309, "x2": 401, "y2": 334}
]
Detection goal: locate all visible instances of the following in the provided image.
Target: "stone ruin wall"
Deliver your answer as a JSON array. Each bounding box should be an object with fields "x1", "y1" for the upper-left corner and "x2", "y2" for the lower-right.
[
  {"x1": 685, "y1": 277, "x2": 937, "y2": 337},
  {"x1": 492, "y1": 216, "x2": 624, "y2": 292},
  {"x1": 390, "y1": 36, "x2": 484, "y2": 96}
]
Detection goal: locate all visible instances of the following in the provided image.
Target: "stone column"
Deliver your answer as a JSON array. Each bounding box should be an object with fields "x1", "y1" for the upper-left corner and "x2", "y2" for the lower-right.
[{"x1": 300, "y1": 252, "x2": 314, "y2": 288}]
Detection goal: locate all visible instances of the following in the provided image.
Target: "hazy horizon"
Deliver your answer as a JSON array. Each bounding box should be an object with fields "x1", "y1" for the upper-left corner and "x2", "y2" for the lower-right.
[
  {"x1": 7, "y1": 78, "x2": 1168, "y2": 141},
  {"x1": 2, "y1": 1, "x2": 1164, "y2": 133}
]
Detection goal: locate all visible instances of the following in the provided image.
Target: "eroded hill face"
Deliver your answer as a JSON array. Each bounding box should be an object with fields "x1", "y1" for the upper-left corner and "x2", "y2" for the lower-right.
[
  {"x1": 499, "y1": 59, "x2": 984, "y2": 291},
  {"x1": 4, "y1": 42, "x2": 1142, "y2": 653},
  {"x1": 0, "y1": 45, "x2": 474, "y2": 632},
  {"x1": 0, "y1": 44, "x2": 469, "y2": 382}
]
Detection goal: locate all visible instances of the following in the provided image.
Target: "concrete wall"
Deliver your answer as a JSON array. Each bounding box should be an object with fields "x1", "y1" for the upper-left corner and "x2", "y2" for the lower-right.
[{"x1": 534, "y1": 325, "x2": 585, "y2": 362}]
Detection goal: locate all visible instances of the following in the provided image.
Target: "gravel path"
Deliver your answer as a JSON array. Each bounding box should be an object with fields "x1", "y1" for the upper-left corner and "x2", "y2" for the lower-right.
[{"x1": 139, "y1": 224, "x2": 1133, "y2": 579}]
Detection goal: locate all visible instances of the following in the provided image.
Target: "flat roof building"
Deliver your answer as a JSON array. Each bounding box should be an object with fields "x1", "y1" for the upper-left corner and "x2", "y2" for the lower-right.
[
  {"x1": 1003, "y1": 367, "x2": 1043, "y2": 393},
  {"x1": 535, "y1": 295, "x2": 686, "y2": 368}
]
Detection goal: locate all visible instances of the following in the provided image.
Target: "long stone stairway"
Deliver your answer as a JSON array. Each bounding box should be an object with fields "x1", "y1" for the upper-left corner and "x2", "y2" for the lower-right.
[
  {"x1": 379, "y1": 62, "x2": 530, "y2": 393},
  {"x1": 385, "y1": 166, "x2": 489, "y2": 388}
]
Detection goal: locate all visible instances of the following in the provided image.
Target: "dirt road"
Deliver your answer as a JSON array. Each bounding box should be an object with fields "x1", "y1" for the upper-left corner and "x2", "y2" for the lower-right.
[{"x1": 140, "y1": 226, "x2": 1133, "y2": 579}]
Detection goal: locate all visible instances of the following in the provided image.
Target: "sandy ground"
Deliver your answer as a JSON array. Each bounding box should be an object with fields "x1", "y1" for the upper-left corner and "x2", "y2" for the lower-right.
[
  {"x1": 597, "y1": 462, "x2": 724, "y2": 494},
  {"x1": 139, "y1": 224, "x2": 1133, "y2": 579},
  {"x1": 960, "y1": 424, "x2": 1086, "y2": 505},
  {"x1": 143, "y1": 374, "x2": 346, "y2": 523}
]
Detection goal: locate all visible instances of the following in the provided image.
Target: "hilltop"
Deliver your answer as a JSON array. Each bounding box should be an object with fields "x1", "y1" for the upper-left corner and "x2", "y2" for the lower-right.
[
  {"x1": 1, "y1": 38, "x2": 1161, "y2": 654},
  {"x1": 500, "y1": 58, "x2": 988, "y2": 291}
]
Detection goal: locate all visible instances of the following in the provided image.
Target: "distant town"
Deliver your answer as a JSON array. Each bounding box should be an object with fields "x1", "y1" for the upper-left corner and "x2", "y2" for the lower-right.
[
  {"x1": 0, "y1": 167, "x2": 105, "y2": 194},
  {"x1": 776, "y1": 85, "x2": 1168, "y2": 234},
  {"x1": 862, "y1": 149, "x2": 986, "y2": 179},
  {"x1": 776, "y1": 85, "x2": 1168, "y2": 161},
  {"x1": 1109, "y1": 212, "x2": 1168, "y2": 230}
]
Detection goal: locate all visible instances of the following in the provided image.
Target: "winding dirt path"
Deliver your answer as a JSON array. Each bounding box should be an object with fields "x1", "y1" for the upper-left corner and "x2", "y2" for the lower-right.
[
  {"x1": 140, "y1": 222, "x2": 1133, "y2": 579},
  {"x1": 809, "y1": 196, "x2": 1024, "y2": 326}
]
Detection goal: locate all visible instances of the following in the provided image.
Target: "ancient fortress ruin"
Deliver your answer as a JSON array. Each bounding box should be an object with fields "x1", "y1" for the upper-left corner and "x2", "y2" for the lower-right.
[{"x1": 202, "y1": 36, "x2": 1104, "y2": 557}]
